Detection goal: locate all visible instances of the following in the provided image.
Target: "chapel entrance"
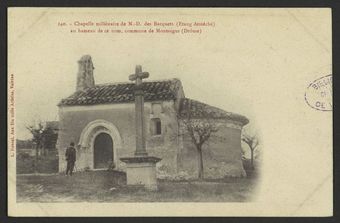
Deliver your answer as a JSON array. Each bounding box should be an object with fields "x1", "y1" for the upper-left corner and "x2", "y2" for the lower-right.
[{"x1": 93, "y1": 132, "x2": 113, "y2": 169}]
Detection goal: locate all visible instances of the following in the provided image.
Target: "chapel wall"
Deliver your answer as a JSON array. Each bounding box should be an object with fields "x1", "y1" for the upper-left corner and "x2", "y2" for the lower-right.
[
  {"x1": 178, "y1": 119, "x2": 247, "y2": 178},
  {"x1": 57, "y1": 103, "x2": 135, "y2": 172},
  {"x1": 144, "y1": 101, "x2": 180, "y2": 175},
  {"x1": 57, "y1": 101, "x2": 180, "y2": 174}
]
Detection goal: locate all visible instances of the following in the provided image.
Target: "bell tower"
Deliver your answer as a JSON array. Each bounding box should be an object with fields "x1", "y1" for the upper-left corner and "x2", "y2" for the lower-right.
[{"x1": 76, "y1": 55, "x2": 95, "y2": 91}]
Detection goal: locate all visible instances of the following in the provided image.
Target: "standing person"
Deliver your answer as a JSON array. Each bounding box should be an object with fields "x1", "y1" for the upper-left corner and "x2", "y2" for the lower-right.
[{"x1": 65, "y1": 142, "x2": 76, "y2": 176}]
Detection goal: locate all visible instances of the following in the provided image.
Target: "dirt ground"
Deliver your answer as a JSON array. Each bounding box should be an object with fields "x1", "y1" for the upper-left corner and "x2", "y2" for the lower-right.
[{"x1": 16, "y1": 170, "x2": 259, "y2": 202}]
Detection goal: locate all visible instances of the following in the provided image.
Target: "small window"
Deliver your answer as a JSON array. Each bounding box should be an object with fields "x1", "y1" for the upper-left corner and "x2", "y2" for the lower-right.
[{"x1": 151, "y1": 118, "x2": 162, "y2": 135}]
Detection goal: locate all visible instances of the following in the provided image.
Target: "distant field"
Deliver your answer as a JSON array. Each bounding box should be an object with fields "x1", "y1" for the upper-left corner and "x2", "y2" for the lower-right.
[
  {"x1": 16, "y1": 150, "x2": 58, "y2": 174},
  {"x1": 17, "y1": 170, "x2": 259, "y2": 202}
]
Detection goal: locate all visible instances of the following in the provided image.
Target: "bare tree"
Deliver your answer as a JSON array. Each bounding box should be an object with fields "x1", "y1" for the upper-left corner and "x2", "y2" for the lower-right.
[
  {"x1": 26, "y1": 123, "x2": 44, "y2": 154},
  {"x1": 241, "y1": 130, "x2": 259, "y2": 170},
  {"x1": 26, "y1": 122, "x2": 44, "y2": 172},
  {"x1": 26, "y1": 121, "x2": 58, "y2": 172},
  {"x1": 179, "y1": 101, "x2": 218, "y2": 180}
]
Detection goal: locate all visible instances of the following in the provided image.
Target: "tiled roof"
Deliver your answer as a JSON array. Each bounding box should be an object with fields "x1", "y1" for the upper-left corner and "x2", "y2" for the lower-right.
[
  {"x1": 59, "y1": 78, "x2": 248, "y2": 125},
  {"x1": 59, "y1": 79, "x2": 181, "y2": 106},
  {"x1": 178, "y1": 98, "x2": 249, "y2": 125}
]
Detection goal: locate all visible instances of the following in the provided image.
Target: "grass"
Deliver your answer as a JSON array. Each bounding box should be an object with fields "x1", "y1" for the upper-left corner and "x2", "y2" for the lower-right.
[
  {"x1": 17, "y1": 170, "x2": 259, "y2": 202},
  {"x1": 16, "y1": 151, "x2": 58, "y2": 174}
]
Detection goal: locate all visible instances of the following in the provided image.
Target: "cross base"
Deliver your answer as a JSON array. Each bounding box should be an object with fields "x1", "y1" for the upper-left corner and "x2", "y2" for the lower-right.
[
  {"x1": 120, "y1": 156, "x2": 162, "y2": 191},
  {"x1": 134, "y1": 151, "x2": 148, "y2": 156}
]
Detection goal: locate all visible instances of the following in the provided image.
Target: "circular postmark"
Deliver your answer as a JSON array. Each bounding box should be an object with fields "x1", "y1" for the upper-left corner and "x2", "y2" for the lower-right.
[{"x1": 305, "y1": 74, "x2": 332, "y2": 111}]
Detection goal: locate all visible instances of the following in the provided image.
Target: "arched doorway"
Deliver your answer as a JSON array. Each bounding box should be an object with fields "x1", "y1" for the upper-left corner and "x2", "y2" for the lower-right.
[
  {"x1": 93, "y1": 133, "x2": 113, "y2": 169},
  {"x1": 78, "y1": 119, "x2": 122, "y2": 170}
]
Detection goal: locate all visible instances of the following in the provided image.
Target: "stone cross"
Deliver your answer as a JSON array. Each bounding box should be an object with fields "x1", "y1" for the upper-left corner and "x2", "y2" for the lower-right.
[
  {"x1": 129, "y1": 65, "x2": 149, "y2": 85},
  {"x1": 121, "y1": 65, "x2": 161, "y2": 191},
  {"x1": 129, "y1": 65, "x2": 149, "y2": 156}
]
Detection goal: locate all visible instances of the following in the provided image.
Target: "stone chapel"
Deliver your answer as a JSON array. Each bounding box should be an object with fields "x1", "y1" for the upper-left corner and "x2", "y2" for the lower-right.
[{"x1": 56, "y1": 55, "x2": 249, "y2": 178}]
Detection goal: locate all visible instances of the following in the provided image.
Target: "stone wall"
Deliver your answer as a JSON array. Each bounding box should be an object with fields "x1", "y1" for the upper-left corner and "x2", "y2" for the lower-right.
[
  {"x1": 57, "y1": 100, "x2": 179, "y2": 174},
  {"x1": 178, "y1": 119, "x2": 246, "y2": 178},
  {"x1": 57, "y1": 101, "x2": 246, "y2": 178}
]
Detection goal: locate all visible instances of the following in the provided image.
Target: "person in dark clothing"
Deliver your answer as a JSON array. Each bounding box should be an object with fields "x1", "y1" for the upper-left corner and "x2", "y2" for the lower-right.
[{"x1": 65, "y1": 142, "x2": 76, "y2": 176}]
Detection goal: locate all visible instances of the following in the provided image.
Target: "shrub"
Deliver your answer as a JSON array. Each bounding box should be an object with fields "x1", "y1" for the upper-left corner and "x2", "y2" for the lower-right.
[{"x1": 107, "y1": 161, "x2": 116, "y2": 171}]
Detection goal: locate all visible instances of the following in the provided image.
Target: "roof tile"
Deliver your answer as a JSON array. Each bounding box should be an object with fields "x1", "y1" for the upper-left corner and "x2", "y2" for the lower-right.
[
  {"x1": 59, "y1": 79, "x2": 180, "y2": 106},
  {"x1": 179, "y1": 98, "x2": 249, "y2": 125}
]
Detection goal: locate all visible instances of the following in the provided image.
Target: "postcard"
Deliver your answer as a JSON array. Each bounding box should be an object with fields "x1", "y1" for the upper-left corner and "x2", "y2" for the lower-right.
[{"x1": 8, "y1": 7, "x2": 332, "y2": 216}]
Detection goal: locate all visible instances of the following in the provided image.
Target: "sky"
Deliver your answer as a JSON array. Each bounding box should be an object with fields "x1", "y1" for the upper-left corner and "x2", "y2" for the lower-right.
[{"x1": 9, "y1": 8, "x2": 331, "y2": 140}]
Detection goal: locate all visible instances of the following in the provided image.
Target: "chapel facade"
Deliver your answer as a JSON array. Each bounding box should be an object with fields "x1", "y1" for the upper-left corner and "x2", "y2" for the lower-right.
[{"x1": 56, "y1": 55, "x2": 249, "y2": 178}]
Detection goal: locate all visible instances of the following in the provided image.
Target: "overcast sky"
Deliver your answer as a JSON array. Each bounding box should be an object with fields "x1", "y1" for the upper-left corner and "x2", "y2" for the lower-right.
[{"x1": 9, "y1": 8, "x2": 331, "y2": 140}]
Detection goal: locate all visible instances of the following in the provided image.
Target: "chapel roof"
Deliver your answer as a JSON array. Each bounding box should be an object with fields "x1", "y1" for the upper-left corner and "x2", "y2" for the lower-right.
[
  {"x1": 59, "y1": 79, "x2": 181, "y2": 106},
  {"x1": 58, "y1": 78, "x2": 248, "y2": 125},
  {"x1": 178, "y1": 98, "x2": 249, "y2": 125}
]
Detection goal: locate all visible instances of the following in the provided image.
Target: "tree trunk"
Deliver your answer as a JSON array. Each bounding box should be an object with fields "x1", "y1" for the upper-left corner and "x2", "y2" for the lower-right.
[
  {"x1": 250, "y1": 149, "x2": 254, "y2": 170},
  {"x1": 41, "y1": 146, "x2": 44, "y2": 156},
  {"x1": 35, "y1": 144, "x2": 39, "y2": 173},
  {"x1": 197, "y1": 146, "x2": 204, "y2": 180}
]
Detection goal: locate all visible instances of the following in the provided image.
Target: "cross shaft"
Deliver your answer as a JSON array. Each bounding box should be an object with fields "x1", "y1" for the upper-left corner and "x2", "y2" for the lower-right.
[{"x1": 129, "y1": 65, "x2": 149, "y2": 156}]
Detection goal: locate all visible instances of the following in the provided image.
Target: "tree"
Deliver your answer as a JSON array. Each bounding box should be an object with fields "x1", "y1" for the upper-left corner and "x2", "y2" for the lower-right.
[
  {"x1": 41, "y1": 126, "x2": 58, "y2": 154},
  {"x1": 179, "y1": 100, "x2": 218, "y2": 180},
  {"x1": 26, "y1": 122, "x2": 44, "y2": 157},
  {"x1": 26, "y1": 121, "x2": 58, "y2": 168},
  {"x1": 241, "y1": 130, "x2": 259, "y2": 170},
  {"x1": 26, "y1": 122, "x2": 44, "y2": 172}
]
